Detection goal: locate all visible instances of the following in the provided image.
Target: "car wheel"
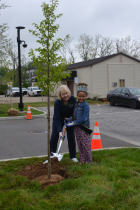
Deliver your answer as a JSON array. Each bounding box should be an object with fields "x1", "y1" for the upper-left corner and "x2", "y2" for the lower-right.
[
  {"x1": 28, "y1": 94, "x2": 30, "y2": 97},
  {"x1": 110, "y1": 98, "x2": 115, "y2": 106},
  {"x1": 33, "y1": 93, "x2": 35, "y2": 97},
  {"x1": 130, "y1": 100, "x2": 137, "y2": 109}
]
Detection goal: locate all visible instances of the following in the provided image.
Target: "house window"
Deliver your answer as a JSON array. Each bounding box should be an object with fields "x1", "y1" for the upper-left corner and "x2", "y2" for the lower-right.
[{"x1": 120, "y1": 79, "x2": 125, "y2": 87}]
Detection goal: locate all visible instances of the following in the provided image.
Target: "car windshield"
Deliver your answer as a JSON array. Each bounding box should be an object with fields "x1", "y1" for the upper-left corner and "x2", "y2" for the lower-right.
[
  {"x1": 128, "y1": 88, "x2": 140, "y2": 95},
  {"x1": 12, "y1": 88, "x2": 19, "y2": 91},
  {"x1": 32, "y1": 87, "x2": 40, "y2": 90}
]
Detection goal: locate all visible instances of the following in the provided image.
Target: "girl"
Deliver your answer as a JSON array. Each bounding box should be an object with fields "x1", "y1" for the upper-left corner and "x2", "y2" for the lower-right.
[{"x1": 66, "y1": 83, "x2": 93, "y2": 164}]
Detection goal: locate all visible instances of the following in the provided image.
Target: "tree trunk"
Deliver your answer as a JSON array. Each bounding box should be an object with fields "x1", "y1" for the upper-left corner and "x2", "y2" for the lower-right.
[{"x1": 47, "y1": 89, "x2": 51, "y2": 179}]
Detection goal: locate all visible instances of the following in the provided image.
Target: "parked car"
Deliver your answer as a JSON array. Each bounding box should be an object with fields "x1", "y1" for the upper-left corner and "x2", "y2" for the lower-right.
[
  {"x1": 10, "y1": 87, "x2": 20, "y2": 97},
  {"x1": 107, "y1": 87, "x2": 140, "y2": 109},
  {"x1": 22, "y1": 88, "x2": 28, "y2": 95},
  {"x1": 28, "y1": 87, "x2": 42, "y2": 97},
  {"x1": 5, "y1": 89, "x2": 10, "y2": 97}
]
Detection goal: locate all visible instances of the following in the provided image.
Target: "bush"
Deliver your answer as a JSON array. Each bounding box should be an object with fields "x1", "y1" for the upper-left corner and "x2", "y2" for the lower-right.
[{"x1": 0, "y1": 84, "x2": 8, "y2": 95}]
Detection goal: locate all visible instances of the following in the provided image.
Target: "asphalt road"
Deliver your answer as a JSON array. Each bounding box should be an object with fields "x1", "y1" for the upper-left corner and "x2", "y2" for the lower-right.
[{"x1": 0, "y1": 104, "x2": 139, "y2": 161}]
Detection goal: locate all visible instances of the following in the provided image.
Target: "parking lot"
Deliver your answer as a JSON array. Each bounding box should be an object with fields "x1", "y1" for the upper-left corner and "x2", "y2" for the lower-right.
[
  {"x1": 0, "y1": 95, "x2": 56, "y2": 104},
  {"x1": 38, "y1": 104, "x2": 140, "y2": 147},
  {"x1": 0, "y1": 102, "x2": 140, "y2": 161}
]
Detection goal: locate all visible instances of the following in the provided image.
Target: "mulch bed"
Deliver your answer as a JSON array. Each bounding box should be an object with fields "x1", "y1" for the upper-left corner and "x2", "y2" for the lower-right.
[{"x1": 15, "y1": 157, "x2": 68, "y2": 188}]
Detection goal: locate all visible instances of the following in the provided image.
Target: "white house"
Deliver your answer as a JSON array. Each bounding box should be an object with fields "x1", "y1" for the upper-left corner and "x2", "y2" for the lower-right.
[{"x1": 64, "y1": 52, "x2": 140, "y2": 98}]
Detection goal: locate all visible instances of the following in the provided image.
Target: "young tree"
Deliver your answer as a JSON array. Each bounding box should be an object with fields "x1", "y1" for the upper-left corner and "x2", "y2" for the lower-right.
[{"x1": 29, "y1": 0, "x2": 71, "y2": 179}]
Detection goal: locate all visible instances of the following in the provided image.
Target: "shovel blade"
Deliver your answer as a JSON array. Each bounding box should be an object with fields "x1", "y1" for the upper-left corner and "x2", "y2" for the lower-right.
[
  {"x1": 53, "y1": 153, "x2": 63, "y2": 161},
  {"x1": 43, "y1": 153, "x2": 63, "y2": 164},
  {"x1": 43, "y1": 159, "x2": 48, "y2": 164}
]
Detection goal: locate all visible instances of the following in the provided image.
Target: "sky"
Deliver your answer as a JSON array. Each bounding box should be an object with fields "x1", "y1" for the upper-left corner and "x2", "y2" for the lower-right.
[{"x1": 1, "y1": 0, "x2": 140, "y2": 63}]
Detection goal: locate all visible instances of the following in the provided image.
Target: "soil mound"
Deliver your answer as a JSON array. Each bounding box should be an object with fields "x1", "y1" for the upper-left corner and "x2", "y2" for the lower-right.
[
  {"x1": 32, "y1": 174, "x2": 65, "y2": 187},
  {"x1": 15, "y1": 157, "x2": 68, "y2": 188}
]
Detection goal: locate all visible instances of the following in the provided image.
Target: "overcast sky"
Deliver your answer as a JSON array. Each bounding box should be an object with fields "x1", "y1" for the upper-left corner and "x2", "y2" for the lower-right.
[{"x1": 1, "y1": 0, "x2": 140, "y2": 63}]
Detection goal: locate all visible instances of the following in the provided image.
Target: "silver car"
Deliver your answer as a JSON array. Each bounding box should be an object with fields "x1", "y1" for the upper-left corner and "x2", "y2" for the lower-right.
[{"x1": 28, "y1": 87, "x2": 41, "y2": 97}]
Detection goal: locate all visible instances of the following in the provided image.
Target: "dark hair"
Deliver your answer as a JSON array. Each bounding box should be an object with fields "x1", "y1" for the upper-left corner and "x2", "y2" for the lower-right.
[{"x1": 77, "y1": 83, "x2": 88, "y2": 86}]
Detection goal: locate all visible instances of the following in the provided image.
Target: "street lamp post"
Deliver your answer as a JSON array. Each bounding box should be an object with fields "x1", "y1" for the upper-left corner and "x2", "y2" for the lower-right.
[{"x1": 16, "y1": 26, "x2": 27, "y2": 111}]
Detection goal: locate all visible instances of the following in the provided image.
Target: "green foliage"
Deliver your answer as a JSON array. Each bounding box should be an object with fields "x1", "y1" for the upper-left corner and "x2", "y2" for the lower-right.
[
  {"x1": 0, "y1": 57, "x2": 14, "y2": 85},
  {"x1": 13, "y1": 65, "x2": 29, "y2": 88},
  {"x1": 0, "y1": 83, "x2": 8, "y2": 94},
  {"x1": 28, "y1": 0, "x2": 71, "y2": 95}
]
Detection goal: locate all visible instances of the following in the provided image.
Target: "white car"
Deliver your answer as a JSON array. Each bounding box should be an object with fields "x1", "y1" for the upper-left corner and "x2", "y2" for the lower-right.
[
  {"x1": 28, "y1": 87, "x2": 42, "y2": 97},
  {"x1": 22, "y1": 88, "x2": 28, "y2": 95},
  {"x1": 10, "y1": 87, "x2": 20, "y2": 97}
]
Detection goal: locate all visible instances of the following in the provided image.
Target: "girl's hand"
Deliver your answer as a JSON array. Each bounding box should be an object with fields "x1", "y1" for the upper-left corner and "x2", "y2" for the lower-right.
[{"x1": 66, "y1": 122, "x2": 74, "y2": 127}]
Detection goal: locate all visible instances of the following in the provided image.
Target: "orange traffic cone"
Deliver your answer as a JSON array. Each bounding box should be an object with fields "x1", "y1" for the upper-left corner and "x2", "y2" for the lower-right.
[
  {"x1": 26, "y1": 105, "x2": 32, "y2": 120},
  {"x1": 91, "y1": 121, "x2": 102, "y2": 150}
]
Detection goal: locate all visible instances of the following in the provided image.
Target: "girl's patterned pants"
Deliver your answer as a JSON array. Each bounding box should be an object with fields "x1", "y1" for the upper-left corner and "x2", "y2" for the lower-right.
[{"x1": 75, "y1": 126, "x2": 93, "y2": 164}]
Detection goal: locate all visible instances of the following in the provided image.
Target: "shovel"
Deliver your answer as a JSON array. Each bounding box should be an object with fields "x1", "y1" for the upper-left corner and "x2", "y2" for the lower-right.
[{"x1": 43, "y1": 125, "x2": 66, "y2": 164}]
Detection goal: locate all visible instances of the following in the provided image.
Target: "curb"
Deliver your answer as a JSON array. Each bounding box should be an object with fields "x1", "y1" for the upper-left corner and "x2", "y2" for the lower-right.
[
  {"x1": 0, "y1": 147, "x2": 139, "y2": 162},
  {"x1": 0, "y1": 107, "x2": 47, "y2": 121}
]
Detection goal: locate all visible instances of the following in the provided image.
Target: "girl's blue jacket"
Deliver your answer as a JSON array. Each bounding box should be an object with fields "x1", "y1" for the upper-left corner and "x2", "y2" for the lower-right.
[
  {"x1": 53, "y1": 95, "x2": 76, "y2": 133},
  {"x1": 73, "y1": 100, "x2": 90, "y2": 126}
]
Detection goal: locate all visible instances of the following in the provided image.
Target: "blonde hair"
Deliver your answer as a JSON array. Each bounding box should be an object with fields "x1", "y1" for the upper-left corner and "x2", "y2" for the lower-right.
[{"x1": 58, "y1": 85, "x2": 71, "y2": 100}]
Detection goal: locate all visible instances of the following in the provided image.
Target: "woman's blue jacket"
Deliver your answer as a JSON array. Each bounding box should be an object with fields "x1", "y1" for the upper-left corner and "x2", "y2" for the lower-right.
[
  {"x1": 73, "y1": 100, "x2": 90, "y2": 127},
  {"x1": 53, "y1": 95, "x2": 76, "y2": 133}
]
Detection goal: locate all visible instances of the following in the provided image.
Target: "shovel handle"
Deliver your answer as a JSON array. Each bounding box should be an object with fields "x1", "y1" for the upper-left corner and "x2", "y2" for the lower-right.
[{"x1": 61, "y1": 127, "x2": 66, "y2": 140}]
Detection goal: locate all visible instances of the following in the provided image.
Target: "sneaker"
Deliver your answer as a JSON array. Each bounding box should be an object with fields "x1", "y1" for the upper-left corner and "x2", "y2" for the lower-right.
[
  {"x1": 71, "y1": 158, "x2": 79, "y2": 162},
  {"x1": 50, "y1": 152, "x2": 55, "y2": 158}
]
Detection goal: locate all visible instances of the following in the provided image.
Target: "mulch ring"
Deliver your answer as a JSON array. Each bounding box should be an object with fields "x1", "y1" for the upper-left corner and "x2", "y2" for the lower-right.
[{"x1": 15, "y1": 157, "x2": 68, "y2": 188}]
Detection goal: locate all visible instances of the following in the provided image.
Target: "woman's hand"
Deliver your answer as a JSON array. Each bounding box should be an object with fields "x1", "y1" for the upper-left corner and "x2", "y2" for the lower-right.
[{"x1": 59, "y1": 132, "x2": 65, "y2": 140}]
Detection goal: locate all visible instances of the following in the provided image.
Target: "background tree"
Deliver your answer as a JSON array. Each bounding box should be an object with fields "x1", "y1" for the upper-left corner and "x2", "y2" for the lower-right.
[
  {"x1": 90, "y1": 34, "x2": 114, "y2": 58},
  {"x1": 0, "y1": 56, "x2": 14, "y2": 85},
  {"x1": 29, "y1": 0, "x2": 71, "y2": 179},
  {"x1": 114, "y1": 35, "x2": 140, "y2": 59},
  {"x1": 59, "y1": 35, "x2": 76, "y2": 63},
  {"x1": 0, "y1": 0, "x2": 11, "y2": 58},
  {"x1": 75, "y1": 34, "x2": 93, "y2": 61}
]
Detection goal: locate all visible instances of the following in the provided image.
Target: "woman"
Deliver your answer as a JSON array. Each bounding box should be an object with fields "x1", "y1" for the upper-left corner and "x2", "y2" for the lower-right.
[{"x1": 50, "y1": 85, "x2": 78, "y2": 162}]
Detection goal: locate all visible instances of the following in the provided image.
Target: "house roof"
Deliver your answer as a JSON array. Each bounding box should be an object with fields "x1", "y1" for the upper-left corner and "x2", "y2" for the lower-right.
[{"x1": 66, "y1": 52, "x2": 140, "y2": 70}]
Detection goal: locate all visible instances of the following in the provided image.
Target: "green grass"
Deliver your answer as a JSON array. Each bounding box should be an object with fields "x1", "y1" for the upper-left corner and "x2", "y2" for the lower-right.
[
  {"x1": 86, "y1": 98, "x2": 105, "y2": 105},
  {"x1": 0, "y1": 99, "x2": 106, "y2": 117},
  {"x1": 0, "y1": 103, "x2": 44, "y2": 117},
  {"x1": 1, "y1": 148, "x2": 140, "y2": 210}
]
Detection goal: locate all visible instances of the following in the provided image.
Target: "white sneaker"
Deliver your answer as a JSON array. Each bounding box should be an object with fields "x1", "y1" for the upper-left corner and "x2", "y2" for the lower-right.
[{"x1": 71, "y1": 158, "x2": 79, "y2": 162}]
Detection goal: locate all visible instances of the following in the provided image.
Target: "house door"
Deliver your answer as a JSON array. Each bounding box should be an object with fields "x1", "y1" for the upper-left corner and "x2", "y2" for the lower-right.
[
  {"x1": 67, "y1": 81, "x2": 74, "y2": 95},
  {"x1": 120, "y1": 79, "x2": 125, "y2": 87}
]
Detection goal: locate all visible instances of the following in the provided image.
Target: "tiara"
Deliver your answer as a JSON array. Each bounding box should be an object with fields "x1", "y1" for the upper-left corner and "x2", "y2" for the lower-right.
[{"x1": 77, "y1": 85, "x2": 88, "y2": 92}]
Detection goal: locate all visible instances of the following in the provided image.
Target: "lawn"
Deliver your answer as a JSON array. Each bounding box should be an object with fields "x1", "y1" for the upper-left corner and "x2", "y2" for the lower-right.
[
  {"x1": 0, "y1": 148, "x2": 140, "y2": 210},
  {"x1": 0, "y1": 103, "x2": 44, "y2": 117},
  {"x1": 0, "y1": 99, "x2": 107, "y2": 117}
]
